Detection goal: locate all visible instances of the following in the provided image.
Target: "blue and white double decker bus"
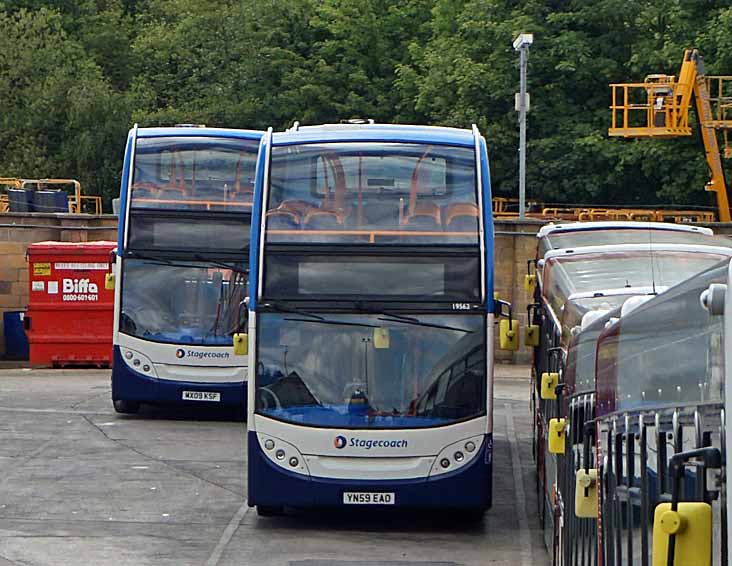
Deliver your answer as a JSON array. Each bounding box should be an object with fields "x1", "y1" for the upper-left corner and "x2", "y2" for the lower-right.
[
  {"x1": 239, "y1": 122, "x2": 503, "y2": 517},
  {"x1": 112, "y1": 125, "x2": 263, "y2": 414}
]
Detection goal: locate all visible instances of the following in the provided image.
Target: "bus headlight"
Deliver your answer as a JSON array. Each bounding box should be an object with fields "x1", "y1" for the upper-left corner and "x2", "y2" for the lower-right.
[
  {"x1": 257, "y1": 433, "x2": 310, "y2": 477},
  {"x1": 120, "y1": 348, "x2": 158, "y2": 378},
  {"x1": 430, "y1": 435, "x2": 484, "y2": 478}
]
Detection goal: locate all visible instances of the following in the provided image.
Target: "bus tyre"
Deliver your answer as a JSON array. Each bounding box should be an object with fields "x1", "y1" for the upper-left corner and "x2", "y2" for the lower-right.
[
  {"x1": 462, "y1": 509, "x2": 485, "y2": 524},
  {"x1": 113, "y1": 400, "x2": 140, "y2": 414},
  {"x1": 256, "y1": 505, "x2": 283, "y2": 517}
]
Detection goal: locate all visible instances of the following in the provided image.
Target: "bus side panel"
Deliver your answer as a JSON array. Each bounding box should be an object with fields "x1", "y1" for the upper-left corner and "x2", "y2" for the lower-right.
[{"x1": 247, "y1": 431, "x2": 492, "y2": 510}]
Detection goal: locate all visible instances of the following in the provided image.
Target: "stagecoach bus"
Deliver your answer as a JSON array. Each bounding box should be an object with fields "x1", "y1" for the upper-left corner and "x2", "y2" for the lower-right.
[
  {"x1": 111, "y1": 125, "x2": 263, "y2": 413},
  {"x1": 526, "y1": 222, "x2": 732, "y2": 560},
  {"x1": 238, "y1": 122, "x2": 507, "y2": 517},
  {"x1": 591, "y1": 259, "x2": 731, "y2": 566}
]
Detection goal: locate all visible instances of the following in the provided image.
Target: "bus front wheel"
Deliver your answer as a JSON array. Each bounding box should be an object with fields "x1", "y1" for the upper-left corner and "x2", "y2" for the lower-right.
[
  {"x1": 113, "y1": 400, "x2": 140, "y2": 414},
  {"x1": 256, "y1": 505, "x2": 283, "y2": 517},
  {"x1": 460, "y1": 509, "x2": 485, "y2": 524}
]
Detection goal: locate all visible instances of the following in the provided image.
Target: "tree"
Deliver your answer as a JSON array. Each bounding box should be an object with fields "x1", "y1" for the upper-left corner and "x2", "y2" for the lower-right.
[{"x1": 0, "y1": 8, "x2": 131, "y2": 206}]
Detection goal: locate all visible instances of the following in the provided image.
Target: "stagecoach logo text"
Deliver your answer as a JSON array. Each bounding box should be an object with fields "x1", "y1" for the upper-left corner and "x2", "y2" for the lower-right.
[
  {"x1": 175, "y1": 349, "x2": 230, "y2": 360},
  {"x1": 334, "y1": 435, "x2": 408, "y2": 450},
  {"x1": 62, "y1": 278, "x2": 98, "y2": 301}
]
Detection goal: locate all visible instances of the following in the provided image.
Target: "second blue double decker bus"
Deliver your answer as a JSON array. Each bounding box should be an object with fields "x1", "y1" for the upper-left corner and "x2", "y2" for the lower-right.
[
  {"x1": 112, "y1": 125, "x2": 262, "y2": 413},
  {"x1": 239, "y1": 122, "x2": 500, "y2": 517}
]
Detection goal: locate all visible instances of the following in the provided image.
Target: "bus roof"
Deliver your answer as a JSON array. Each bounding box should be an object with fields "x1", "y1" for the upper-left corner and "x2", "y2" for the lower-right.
[
  {"x1": 537, "y1": 221, "x2": 713, "y2": 238},
  {"x1": 543, "y1": 242, "x2": 732, "y2": 261},
  {"x1": 272, "y1": 123, "x2": 477, "y2": 148},
  {"x1": 133, "y1": 126, "x2": 264, "y2": 140}
]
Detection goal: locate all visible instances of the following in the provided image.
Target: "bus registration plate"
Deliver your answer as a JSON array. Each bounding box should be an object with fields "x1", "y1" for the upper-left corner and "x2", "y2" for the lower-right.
[
  {"x1": 182, "y1": 391, "x2": 221, "y2": 402},
  {"x1": 343, "y1": 492, "x2": 395, "y2": 505}
]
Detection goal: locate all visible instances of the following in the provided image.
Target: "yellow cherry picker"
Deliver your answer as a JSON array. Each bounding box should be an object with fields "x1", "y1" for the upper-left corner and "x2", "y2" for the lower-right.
[{"x1": 609, "y1": 49, "x2": 732, "y2": 221}]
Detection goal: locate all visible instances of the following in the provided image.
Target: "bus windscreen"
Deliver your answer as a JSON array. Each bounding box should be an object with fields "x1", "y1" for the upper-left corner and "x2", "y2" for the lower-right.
[{"x1": 255, "y1": 313, "x2": 486, "y2": 429}]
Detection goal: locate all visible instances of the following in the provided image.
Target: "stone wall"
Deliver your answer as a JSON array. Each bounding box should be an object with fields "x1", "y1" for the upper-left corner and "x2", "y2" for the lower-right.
[
  {"x1": 493, "y1": 219, "x2": 546, "y2": 363},
  {"x1": 0, "y1": 213, "x2": 117, "y2": 357}
]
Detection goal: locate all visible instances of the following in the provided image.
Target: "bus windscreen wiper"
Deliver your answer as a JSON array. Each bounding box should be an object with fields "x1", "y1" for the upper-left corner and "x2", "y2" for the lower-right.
[
  {"x1": 376, "y1": 316, "x2": 473, "y2": 333},
  {"x1": 352, "y1": 302, "x2": 420, "y2": 323},
  {"x1": 269, "y1": 303, "x2": 380, "y2": 328},
  {"x1": 126, "y1": 250, "x2": 174, "y2": 265},
  {"x1": 353, "y1": 302, "x2": 473, "y2": 333},
  {"x1": 263, "y1": 302, "x2": 325, "y2": 321},
  {"x1": 283, "y1": 318, "x2": 379, "y2": 328}
]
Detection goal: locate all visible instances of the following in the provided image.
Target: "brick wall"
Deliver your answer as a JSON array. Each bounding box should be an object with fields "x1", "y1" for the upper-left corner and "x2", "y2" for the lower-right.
[{"x1": 0, "y1": 213, "x2": 117, "y2": 357}]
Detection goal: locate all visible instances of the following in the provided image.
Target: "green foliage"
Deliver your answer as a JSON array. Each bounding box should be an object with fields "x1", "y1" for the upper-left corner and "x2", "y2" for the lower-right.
[
  {"x1": 0, "y1": 0, "x2": 730, "y2": 210},
  {"x1": 0, "y1": 7, "x2": 131, "y2": 207}
]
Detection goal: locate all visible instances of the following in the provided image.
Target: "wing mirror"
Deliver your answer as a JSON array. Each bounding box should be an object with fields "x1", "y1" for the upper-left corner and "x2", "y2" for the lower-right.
[
  {"x1": 373, "y1": 327, "x2": 390, "y2": 349},
  {"x1": 105, "y1": 249, "x2": 116, "y2": 290},
  {"x1": 233, "y1": 333, "x2": 248, "y2": 356},
  {"x1": 540, "y1": 372, "x2": 559, "y2": 400},
  {"x1": 496, "y1": 298, "x2": 519, "y2": 351},
  {"x1": 700, "y1": 283, "x2": 726, "y2": 316},
  {"x1": 548, "y1": 418, "x2": 566, "y2": 454}
]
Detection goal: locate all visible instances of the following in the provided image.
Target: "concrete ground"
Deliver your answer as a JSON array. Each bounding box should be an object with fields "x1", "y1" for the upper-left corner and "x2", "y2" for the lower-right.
[{"x1": 0, "y1": 365, "x2": 548, "y2": 566}]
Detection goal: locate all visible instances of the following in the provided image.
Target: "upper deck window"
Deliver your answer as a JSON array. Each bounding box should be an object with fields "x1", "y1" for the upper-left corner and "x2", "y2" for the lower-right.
[
  {"x1": 544, "y1": 250, "x2": 730, "y2": 318},
  {"x1": 130, "y1": 137, "x2": 259, "y2": 212},
  {"x1": 265, "y1": 142, "x2": 478, "y2": 244}
]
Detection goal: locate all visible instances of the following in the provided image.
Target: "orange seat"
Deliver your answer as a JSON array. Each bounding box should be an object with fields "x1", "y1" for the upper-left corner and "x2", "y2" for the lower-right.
[
  {"x1": 444, "y1": 202, "x2": 479, "y2": 226},
  {"x1": 303, "y1": 209, "x2": 347, "y2": 229},
  {"x1": 266, "y1": 210, "x2": 300, "y2": 229},
  {"x1": 157, "y1": 185, "x2": 186, "y2": 196},
  {"x1": 277, "y1": 199, "x2": 316, "y2": 220},
  {"x1": 131, "y1": 183, "x2": 159, "y2": 198},
  {"x1": 403, "y1": 201, "x2": 441, "y2": 228}
]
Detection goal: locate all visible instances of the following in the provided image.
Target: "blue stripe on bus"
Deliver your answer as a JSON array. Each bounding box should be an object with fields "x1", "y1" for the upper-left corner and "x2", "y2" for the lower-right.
[
  {"x1": 479, "y1": 136, "x2": 495, "y2": 311},
  {"x1": 248, "y1": 135, "x2": 269, "y2": 312},
  {"x1": 247, "y1": 431, "x2": 492, "y2": 510},
  {"x1": 135, "y1": 127, "x2": 263, "y2": 140},
  {"x1": 273, "y1": 128, "x2": 475, "y2": 148},
  {"x1": 116, "y1": 131, "x2": 134, "y2": 253}
]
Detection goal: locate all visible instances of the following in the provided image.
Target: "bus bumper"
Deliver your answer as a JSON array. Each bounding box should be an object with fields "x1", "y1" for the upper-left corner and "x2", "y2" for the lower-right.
[
  {"x1": 247, "y1": 431, "x2": 493, "y2": 510},
  {"x1": 111, "y1": 347, "x2": 246, "y2": 408}
]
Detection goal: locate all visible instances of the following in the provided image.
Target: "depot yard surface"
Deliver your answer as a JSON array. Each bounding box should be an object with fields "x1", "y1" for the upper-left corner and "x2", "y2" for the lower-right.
[{"x1": 0, "y1": 366, "x2": 548, "y2": 566}]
